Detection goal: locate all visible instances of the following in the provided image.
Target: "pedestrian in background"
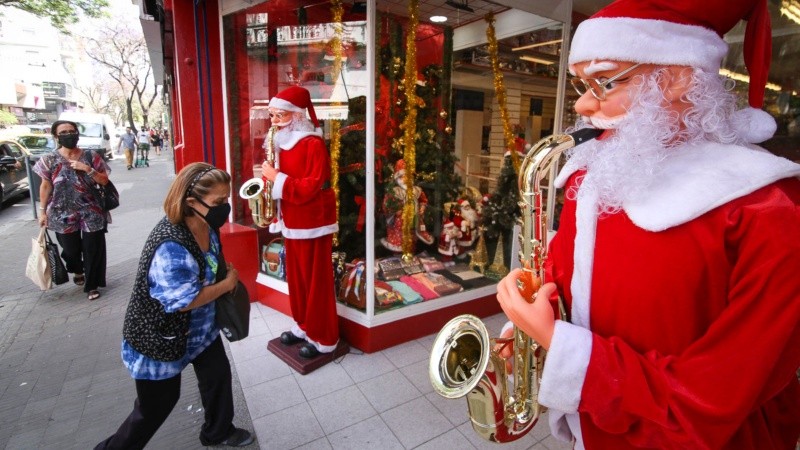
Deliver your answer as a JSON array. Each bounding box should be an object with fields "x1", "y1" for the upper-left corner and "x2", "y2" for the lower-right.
[
  {"x1": 94, "y1": 162, "x2": 253, "y2": 449},
  {"x1": 34, "y1": 120, "x2": 111, "y2": 301},
  {"x1": 117, "y1": 127, "x2": 137, "y2": 170}
]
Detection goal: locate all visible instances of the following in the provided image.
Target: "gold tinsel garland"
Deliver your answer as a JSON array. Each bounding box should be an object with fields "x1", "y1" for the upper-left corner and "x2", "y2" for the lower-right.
[
  {"x1": 400, "y1": 0, "x2": 420, "y2": 259},
  {"x1": 329, "y1": 0, "x2": 344, "y2": 246},
  {"x1": 485, "y1": 13, "x2": 520, "y2": 172}
]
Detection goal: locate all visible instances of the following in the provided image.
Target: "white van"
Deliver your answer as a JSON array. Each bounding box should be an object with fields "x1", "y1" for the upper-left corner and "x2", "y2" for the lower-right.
[{"x1": 58, "y1": 112, "x2": 116, "y2": 160}]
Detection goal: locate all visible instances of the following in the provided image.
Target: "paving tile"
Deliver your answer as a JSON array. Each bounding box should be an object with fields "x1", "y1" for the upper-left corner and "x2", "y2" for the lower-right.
[
  {"x1": 294, "y1": 361, "x2": 354, "y2": 401},
  {"x1": 252, "y1": 402, "x2": 324, "y2": 450},
  {"x1": 236, "y1": 352, "x2": 293, "y2": 389},
  {"x1": 424, "y1": 391, "x2": 470, "y2": 427},
  {"x1": 381, "y1": 339, "x2": 430, "y2": 369},
  {"x1": 380, "y1": 397, "x2": 452, "y2": 449},
  {"x1": 243, "y1": 374, "x2": 305, "y2": 420},
  {"x1": 229, "y1": 331, "x2": 273, "y2": 364},
  {"x1": 326, "y1": 415, "x2": 403, "y2": 450},
  {"x1": 308, "y1": 384, "x2": 377, "y2": 435},
  {"x1": 414, "y1": 428, "x2": 477, "y2": 450},
  {"x1": 293, "y1": 436, "x2": 333, "y2": 449},
  {"x1": 399, "y1": 359, "x2": 435, "y2": 395},
  {"x1": 338, "y1": 349, "x2": 395, "y2": 383},
  {"x1": 357, "y1": 370, "x2": 421, "y2": 413}
]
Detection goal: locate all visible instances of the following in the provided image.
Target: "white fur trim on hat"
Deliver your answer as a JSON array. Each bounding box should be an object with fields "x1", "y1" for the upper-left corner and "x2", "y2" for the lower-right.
[
  {"x1": 268, "y1": 97, "x2": 305, "y2": 113},
  {"x1": 730, "y1": 107, "x2": 777, "y2": 144},
  {"x1": 569, "y1": 17, "x2": 728, "y2": 73}
]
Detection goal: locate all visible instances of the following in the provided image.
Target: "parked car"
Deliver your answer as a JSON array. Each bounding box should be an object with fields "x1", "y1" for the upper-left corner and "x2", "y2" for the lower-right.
[
  {"x1": 0, "y1": 139, "x2": 31, "y2": 204},
  {"x1": 16, "y1": 134, "x2": 56, "y2": 163}
]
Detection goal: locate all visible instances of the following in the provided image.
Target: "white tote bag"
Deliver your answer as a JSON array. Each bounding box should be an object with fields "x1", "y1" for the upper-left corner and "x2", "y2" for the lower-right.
[{"x1": 25, "y1": 228, "x2": 51, "y2": 290}]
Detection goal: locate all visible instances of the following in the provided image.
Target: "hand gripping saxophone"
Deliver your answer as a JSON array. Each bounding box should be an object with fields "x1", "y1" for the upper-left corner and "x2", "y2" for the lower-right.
[
  {"x1": 239, "y1": 126, "x2": 279, "y2": 228},
  {"x1": 428, "y1": 128, "x2": 602, "y2": 443}
]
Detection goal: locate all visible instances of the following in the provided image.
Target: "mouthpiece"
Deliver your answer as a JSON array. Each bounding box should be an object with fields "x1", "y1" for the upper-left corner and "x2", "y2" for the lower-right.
[{"x1": 569, "y1": 128, "x2": 603, "y2": 145}]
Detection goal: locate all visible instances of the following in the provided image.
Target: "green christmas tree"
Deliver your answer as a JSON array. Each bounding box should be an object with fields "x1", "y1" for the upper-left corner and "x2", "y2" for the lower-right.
[{"x1": 482, "y1": 155, "x2": 521, "y2": 267}]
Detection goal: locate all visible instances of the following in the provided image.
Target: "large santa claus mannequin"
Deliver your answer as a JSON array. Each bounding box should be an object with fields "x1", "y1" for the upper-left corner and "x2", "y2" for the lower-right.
[
  {"x1": 261, "y1": 86, "x2": 339, "y2": 359},
  {"x1": 496, "y1": 0, "x2": 800, "y2": 448}
]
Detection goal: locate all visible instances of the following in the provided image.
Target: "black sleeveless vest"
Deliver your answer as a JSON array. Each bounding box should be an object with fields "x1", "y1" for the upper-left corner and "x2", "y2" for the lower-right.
[{"x1": 122, "y1": 217, "x2": 206, "y2": 361}]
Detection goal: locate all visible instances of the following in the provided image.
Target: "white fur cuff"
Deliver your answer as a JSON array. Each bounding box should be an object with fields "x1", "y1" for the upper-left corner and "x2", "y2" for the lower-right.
[{"x1": 539, "y1": 321, "x2": 592, "y2": 412}]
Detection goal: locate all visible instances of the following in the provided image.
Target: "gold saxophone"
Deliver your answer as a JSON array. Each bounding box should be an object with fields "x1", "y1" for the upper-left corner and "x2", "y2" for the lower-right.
[
  {"x1": 239, "y1": 126, "x2": 279, "y2": 228},
  {"x1": 428, "y1": 129, "x2": 602, "y2": 443}
]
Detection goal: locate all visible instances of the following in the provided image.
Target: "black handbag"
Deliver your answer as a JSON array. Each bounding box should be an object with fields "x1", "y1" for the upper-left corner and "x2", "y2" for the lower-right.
[
  {"x1": 44, "y1": 231, "x2": 68, "y2": 285},
  {"x1": 81, "y1": 151, "x2": 120, "y2": 211},
  {"x1": 215, "y1": 281, "x2": 251, "y2": 342},
  {"x1": 214, "y1": 244, "x2": 250, "y2": 341}
]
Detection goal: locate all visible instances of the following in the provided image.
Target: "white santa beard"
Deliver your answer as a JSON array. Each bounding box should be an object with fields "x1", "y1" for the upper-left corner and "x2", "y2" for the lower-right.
[
  {"x1": 566, "y1": 77, "x2": 680, "y2": 214},
  {"x1": 273, "y1": 117, "x2": 315, "y2": 149},
  {"x1": 460, "y1": 207, "x2": 478, "y2": 225}
]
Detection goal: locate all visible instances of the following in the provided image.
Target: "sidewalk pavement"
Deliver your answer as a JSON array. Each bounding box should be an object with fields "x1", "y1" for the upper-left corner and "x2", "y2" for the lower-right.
[{"x1": 0, "y1": 151, "x2": 569, "y2": 450}]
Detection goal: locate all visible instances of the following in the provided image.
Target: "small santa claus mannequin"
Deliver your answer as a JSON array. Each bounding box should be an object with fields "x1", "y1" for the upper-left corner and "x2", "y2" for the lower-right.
[
  {"x1": 380, "y1": 159, "x2": 434, "y2": 252},
  {"x1": 455, "y1": 198, "x2": 479, "y2": 249},
  {"x1": 437, "y1": 218, "x2": 461, "y2": 258}
]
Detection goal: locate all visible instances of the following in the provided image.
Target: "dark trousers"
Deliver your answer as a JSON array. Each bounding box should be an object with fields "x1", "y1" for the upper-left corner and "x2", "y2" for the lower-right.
[
  {"x1": 94, "y1": 337, "x2": 235, "y2": 450},
  {"x1": 56, "y1": 229, "x2": 106, "y2": 293}
]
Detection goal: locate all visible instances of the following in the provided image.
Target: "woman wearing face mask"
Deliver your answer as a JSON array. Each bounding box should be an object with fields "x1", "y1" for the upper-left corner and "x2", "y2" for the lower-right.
[
  {"x1": 95, "y1": 163, "x2": 254, "y2": 449},
  {"x1": 34, "y1": 120, "x2": 111, "y2": 300}
]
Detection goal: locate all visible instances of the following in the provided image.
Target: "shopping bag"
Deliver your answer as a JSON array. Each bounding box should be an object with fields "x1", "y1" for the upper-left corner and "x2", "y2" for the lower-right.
[
  {"x1": 25, "y1": 228, "x2": 51, "y2": 290},
  {"x1": 44, "y1": 232, "x2": 69, "y2": 285}
]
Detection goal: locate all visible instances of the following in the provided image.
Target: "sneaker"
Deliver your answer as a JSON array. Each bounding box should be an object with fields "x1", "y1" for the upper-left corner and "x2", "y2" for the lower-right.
[{"x1": 202, "y1": 428, "x2": 254, "y2": 447}]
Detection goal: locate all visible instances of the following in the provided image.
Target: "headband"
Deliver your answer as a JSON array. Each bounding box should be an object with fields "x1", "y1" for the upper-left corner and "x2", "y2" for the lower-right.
[{"x1": 184, "y1": 167, "x2": 214, "y2": 199}]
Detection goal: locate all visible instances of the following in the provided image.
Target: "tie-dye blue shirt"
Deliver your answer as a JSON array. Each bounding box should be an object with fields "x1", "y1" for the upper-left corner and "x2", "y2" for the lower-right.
[{"x1": 121, "y1": 231, "x2": 221, "y2": 380}]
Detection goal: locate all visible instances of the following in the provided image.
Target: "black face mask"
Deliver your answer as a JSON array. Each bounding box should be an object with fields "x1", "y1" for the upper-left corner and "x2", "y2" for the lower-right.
[
  {"x1": 57, "y1": 133, "x2": 80, "y2": 149},
  {"x1": 192, "y1": 197, "x2": 231, "y2": 230}
]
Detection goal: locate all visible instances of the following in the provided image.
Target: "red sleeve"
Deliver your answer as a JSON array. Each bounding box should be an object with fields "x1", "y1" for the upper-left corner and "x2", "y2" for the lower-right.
[
  {"x1": 281, "y1": 137, "x2": 330, "y2": 206},
  {"x1": 579, "y1": 180, "x2": 800, "y2": 449}
]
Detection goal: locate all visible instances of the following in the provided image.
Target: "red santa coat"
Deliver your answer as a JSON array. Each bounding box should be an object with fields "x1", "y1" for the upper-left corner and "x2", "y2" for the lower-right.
[
  {"x1": 271, "y1": 134, "x2": 338, "y2": 238},
  {"x1": 539, "y1": 142, "x2": 800, "y2": 449},
  {"x1": 271, "y1": 131, "x2": 339, "y2": 350}
]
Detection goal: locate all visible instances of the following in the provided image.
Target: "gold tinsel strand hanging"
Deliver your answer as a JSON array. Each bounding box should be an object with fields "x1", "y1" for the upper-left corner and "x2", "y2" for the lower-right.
[
  {"x1": 485, "y1": 13, "x2": 520, "y2": 172},
  {"x1": 329, "y1": 0, "x2": 344, "y2": 246},
  {"x1": 401, "y1": 0, "x2": 420, "y2": 259}
]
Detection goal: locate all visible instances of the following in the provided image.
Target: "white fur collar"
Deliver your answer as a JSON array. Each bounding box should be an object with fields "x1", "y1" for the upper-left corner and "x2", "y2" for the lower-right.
[
  {"x1": 556, "y1": 141, "x2": 800, "y2": 232},
  {"x1": 278, "y1": 129, "x2": 323, "y2": 150}
]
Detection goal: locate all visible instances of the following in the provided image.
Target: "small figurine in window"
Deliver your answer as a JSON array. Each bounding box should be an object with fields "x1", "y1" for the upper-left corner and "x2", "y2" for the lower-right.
[{"x1": 380, "y1": 159, "x2": 434, "y2": 252}]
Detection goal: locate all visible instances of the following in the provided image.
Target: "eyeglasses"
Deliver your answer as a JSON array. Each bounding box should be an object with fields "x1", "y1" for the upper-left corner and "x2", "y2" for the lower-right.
[
  {"x1": 57, "y1": 130, "x2": 79, "y2": 136},
  {"x1": 268, "y1": 111, "x2": 288, "y2": 119},
  {"x1": 570, "y1": 63, "x2": 643, "y2": 101}
]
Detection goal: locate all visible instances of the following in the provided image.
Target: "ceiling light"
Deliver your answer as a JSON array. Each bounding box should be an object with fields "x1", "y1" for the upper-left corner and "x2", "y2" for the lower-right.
[
  {"x1": 512, "y1": 39, "x2": 563, "y2": 52},
  {"x1": 519, "y1": 55, "x2": 556, "y2": 65},
  {"x1": 430, "y1": 15, "x2": 448, "y2": 23},
  {"x1": 718, "y1": 68, "x2": 783, "y2": 92},
  {"x1": 445, "y1": 0, "x2": 475, "y2": 13}
]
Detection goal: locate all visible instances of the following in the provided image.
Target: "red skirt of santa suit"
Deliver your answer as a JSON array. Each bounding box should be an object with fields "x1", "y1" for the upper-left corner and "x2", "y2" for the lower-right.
[{"x1": 284, "y1": 235, "x2": 339, "y2": 351}]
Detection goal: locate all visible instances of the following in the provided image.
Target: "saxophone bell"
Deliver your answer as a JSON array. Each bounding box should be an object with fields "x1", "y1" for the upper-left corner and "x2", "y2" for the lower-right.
[
  {"x1": 239, "y1": 177, "x2": 271, "y2": 228},
  {"x1": 429, "y1": 128, "x2": 601, "y2": 443}
]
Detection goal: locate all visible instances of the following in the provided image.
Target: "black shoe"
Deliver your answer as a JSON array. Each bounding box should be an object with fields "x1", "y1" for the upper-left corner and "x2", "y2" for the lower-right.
[
  {"x1": 299, "y1": 343, "x2": 319, "y2": 359},
  {"x1": 280, "y1": 331, "x2": 304, "y2": 345},
  {"x1": 201, "y1": 428, "x2": 254, "y2": 447},
  {"x1": 127, "y1": 166, "x2": 132, "y2": 170}
]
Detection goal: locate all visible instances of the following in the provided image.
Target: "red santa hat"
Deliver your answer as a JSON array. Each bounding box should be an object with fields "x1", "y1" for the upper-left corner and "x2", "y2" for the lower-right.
[
  {"x1": 268, "y1": 86, "x2": 320, "y2": 128},
  {"x1": 459, "y1": 198, "x2": 470, "y2": 207},
  {"x1": 569, "y1": 0, "x2": 774, "y2": 142}
]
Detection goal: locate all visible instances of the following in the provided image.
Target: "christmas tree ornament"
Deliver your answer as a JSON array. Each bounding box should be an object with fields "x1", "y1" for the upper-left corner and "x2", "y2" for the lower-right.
[
  {"x1": 485, "y1": 13, "x2": 520, "y2": 172},
  {"x1": 440, "y1": 110, "x2": 448, "y2": 119},
  {"x1": 401, "y1": 0, "x2": 420, "y2": 259}
]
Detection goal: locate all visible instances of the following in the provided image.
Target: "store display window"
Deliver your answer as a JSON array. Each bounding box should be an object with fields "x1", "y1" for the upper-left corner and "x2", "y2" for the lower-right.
[{"x1": 222, "y1": 1, "x2": 570, "y2": 322}]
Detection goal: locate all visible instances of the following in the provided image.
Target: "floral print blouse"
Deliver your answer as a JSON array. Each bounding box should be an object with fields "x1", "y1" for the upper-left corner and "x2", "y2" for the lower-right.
[{"x1": 33, "y1": 150, "x2": 111, "y2": 234}]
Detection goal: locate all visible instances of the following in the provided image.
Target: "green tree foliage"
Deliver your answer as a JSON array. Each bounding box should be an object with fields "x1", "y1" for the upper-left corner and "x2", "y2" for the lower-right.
[{"x1": 0, "y1": 0, "x2": 109, "y2": 34}]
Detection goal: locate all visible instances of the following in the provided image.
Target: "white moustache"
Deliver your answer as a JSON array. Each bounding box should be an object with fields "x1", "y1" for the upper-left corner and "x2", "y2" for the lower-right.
[{"x1": 585, "y1": 115, "x2": 628, "y2": 129}]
